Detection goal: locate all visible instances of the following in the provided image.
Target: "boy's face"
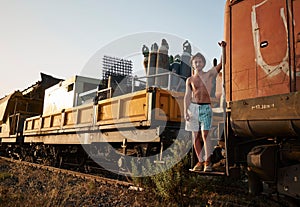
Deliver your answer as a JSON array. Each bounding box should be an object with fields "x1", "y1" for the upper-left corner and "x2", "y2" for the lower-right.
[{"x1": 192, "y1": 57, "x2": 205, "y2": 72}]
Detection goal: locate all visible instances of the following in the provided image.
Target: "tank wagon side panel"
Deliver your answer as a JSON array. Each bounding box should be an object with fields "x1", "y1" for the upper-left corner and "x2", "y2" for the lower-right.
[
  {"x1": 225, "y1": 0, "x2": 299, "y2": 101},
  {"x1": 23, "y1": 89, "x2": 184, "y2": 144},
  {"x1": 231, "y1": 91, "x2": 300, "y2": 138}
]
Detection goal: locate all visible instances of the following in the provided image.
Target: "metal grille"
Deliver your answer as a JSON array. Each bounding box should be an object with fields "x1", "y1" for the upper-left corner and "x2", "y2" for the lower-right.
[{"x1": 102, "y1": 55, "x2": 133, "y2": 80}]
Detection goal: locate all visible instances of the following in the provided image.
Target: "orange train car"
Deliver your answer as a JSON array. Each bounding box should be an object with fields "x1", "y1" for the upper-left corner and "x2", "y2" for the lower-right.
[{"x1": 223, "y1": 0, "x2": 300, "y2": 200}]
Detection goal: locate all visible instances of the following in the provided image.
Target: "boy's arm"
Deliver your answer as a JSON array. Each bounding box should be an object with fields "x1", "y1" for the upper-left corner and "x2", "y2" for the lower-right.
[
  {"x1": 184, "y1": 78, "x2": 192, "y2": 121},
  {"x1": 216, "y1": 41, "x2": 227, "y2": 73}
]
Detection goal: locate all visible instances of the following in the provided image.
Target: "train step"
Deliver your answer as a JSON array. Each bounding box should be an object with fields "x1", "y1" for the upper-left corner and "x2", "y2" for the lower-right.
[{"x1": 189, "y1": 169, "x2": 225, "y2": 176}]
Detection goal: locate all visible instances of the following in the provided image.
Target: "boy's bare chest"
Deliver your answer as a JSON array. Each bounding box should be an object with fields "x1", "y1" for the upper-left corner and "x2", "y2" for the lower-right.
[{"x1": 191, "y1": 76, "x2": 207, "y2": 90}]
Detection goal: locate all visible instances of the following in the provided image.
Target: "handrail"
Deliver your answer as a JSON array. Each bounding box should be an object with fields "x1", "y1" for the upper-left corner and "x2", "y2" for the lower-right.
[{"x1": 131, "y1": 72, "x2": 186, "y2": 92}]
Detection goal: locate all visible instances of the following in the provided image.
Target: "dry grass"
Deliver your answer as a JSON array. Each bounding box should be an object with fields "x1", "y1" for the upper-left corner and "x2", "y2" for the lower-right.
[
  {"x1": 0, "y1": 159, "x2": 291, "y2": 207},
  {"x1": 0, "y1": 160, "x2": 156, "y2": 207}
]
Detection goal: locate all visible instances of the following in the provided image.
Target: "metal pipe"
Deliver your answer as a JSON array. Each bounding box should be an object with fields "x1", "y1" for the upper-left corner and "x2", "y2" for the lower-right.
[
  {"x1": 131, "y1": 76, "x2": 135, "y2": 93},
  {"x1": 168, "y1": 72, "x2": 172, "y2": 90}
]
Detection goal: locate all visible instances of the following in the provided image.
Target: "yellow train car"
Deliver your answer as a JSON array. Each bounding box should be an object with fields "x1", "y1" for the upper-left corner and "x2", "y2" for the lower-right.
[{"x1": 23, "y1": 87, "x2": 185, "y2": 145}]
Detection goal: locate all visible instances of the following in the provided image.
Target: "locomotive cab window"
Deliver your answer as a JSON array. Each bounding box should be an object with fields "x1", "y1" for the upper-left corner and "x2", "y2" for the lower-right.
[{"x1": 67, "y1": 83, "x2": 74, "y2": 92}]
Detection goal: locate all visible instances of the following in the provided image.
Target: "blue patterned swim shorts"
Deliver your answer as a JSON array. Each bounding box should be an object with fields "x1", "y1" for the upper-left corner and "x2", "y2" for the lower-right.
[{"x1": 185, "y1": 103, "x2": 212, "y2": 131}]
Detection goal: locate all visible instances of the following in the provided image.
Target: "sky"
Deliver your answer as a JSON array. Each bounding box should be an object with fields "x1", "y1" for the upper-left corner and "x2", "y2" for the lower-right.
[{"x1": 0, "y1": 0, "x2": 226, "y2": 97}]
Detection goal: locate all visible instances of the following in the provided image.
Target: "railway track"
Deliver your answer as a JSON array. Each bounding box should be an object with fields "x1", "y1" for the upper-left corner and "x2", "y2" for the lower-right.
[{"x1": 0, "y1": 156, "x2": 142, "y2": 191}]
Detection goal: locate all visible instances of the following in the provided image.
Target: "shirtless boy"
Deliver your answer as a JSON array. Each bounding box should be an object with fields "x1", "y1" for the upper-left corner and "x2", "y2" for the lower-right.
[{"x1": 184, "y1": 41, "x2": 226, "y2": 172}]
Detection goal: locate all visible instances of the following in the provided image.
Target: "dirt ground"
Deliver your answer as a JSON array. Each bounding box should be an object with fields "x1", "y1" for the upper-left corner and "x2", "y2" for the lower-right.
[{"x1": 0, "y1": 159, "x2": 290, "y2": 207}]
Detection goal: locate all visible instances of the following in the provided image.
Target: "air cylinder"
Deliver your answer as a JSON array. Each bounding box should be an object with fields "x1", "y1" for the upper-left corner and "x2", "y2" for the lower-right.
[{"x1": 155, "y1": 39, "x2": 169, "y2": 88}]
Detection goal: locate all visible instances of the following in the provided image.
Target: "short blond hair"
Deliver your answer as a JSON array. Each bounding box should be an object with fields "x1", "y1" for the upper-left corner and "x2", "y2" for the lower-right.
[{"x1": 191, "y1": 52, "x2": 206, "y2": 68}]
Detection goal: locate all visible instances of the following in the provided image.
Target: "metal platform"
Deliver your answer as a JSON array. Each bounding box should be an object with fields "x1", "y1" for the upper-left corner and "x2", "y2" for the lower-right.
[{"x1": 189, "y1": 169, "x2": 225, "y2": 176}]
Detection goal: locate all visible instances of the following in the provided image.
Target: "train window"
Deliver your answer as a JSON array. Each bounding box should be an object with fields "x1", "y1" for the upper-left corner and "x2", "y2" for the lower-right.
[
  {"x1": 67, "y1": 83, "x2": 74, "y2": 92},
  {"x1": 83, "y1": 82, "x2": 98, "y2": 92}
]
